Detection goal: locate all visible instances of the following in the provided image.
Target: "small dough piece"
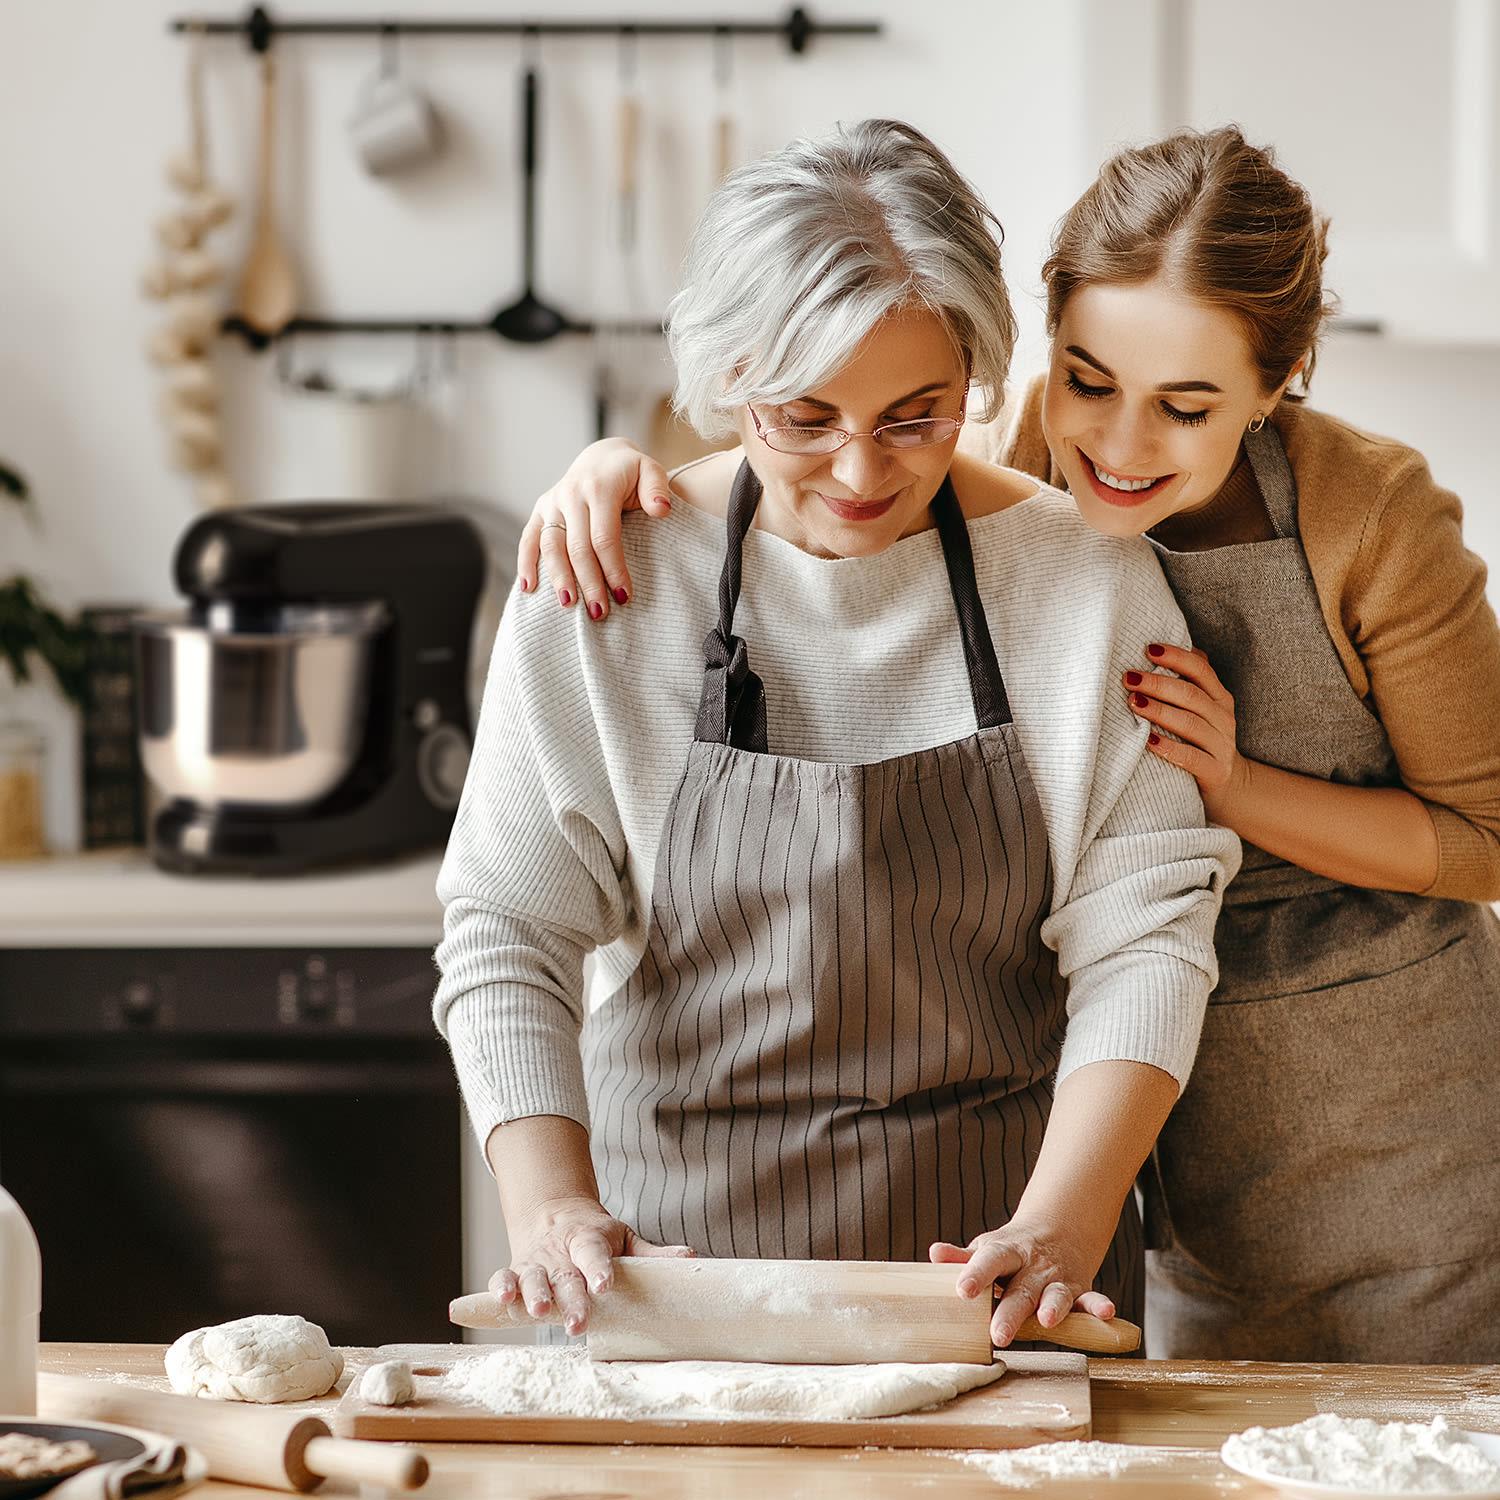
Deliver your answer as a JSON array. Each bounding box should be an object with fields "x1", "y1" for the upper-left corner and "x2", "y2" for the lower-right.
[
  {"x1": 0, "y1": 1433, "x2": 96, "y2": 1480},
  {"x1": 166, "y1": 1314, "x2": 344, "y2": 1403},
  {"x1": 359, "y1": 1360, "x2": 416, "y2": 1406}
]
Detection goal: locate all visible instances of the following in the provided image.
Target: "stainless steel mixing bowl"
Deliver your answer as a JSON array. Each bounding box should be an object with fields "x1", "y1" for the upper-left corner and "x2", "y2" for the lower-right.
[{"x1": 134, "y1": 601, "x2": 390, "y2": 809}]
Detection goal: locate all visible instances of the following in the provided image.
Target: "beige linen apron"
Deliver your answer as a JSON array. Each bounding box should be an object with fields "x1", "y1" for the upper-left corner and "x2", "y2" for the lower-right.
[
  {"x1": 1145, "y1": 420, "x2": 1500, "y2": 1362},
  {"x1": 582, "y1": 462, "x2": 1142, "y2": 1316}
]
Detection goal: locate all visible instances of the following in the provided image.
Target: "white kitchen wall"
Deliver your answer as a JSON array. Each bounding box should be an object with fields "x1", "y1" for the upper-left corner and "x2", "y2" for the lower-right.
[
  {"x1": 2, "y1": 0, "x2": 1497, "y2": 849},
  {"x1": 0, "y1": 0, "x2": 1087, "y2": 606}
]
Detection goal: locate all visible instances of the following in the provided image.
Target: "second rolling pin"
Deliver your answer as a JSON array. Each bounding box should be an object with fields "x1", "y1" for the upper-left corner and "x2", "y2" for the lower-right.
[{"x1": 38, "y1": 1373, "x2": 429, "y2": 1491}]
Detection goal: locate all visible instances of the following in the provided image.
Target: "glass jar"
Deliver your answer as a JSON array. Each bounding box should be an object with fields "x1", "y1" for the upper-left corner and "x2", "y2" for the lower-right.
[{"x1": 0, "y1": 720, "x2": 46, "y2": 860}]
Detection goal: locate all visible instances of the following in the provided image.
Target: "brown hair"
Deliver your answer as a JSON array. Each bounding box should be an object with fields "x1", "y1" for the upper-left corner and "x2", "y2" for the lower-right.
[{"x1": 1042, "y1": 125, "x2": 1335, "y2": 397}]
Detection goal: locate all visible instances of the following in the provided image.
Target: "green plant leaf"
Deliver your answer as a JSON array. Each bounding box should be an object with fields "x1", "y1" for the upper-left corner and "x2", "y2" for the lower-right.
[
  {"x1": 0, "y1": 461, "x2": 29, "y2": 505},
  {"x1": 0, "y1": 575, "x2": 93, "y2": 707}
]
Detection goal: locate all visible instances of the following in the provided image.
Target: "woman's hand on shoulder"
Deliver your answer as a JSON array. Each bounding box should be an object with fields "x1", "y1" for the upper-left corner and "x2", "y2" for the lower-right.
[
  {"x1": 490, "y1": 1194, "x2": 695, "y2": 1335},
  {"x1": 1125, "y1": 641, "x2": 1250, "y2": 825},
  {"x1": 517, "y1": 438, "x2": 674, "y2": 621},
  {"x1": 930, "y1": 1218, "x2": 1117, "y2": 1348}
]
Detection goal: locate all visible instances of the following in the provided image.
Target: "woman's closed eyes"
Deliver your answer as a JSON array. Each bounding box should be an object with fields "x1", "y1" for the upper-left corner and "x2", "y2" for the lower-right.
[{"x1": 1063, "y1": 370, "x2": 1211, "y2": 428}]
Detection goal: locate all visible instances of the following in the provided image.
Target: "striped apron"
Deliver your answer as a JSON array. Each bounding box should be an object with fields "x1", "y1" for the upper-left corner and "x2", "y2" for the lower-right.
[
  {"x1": 1144, "y1": 420, "x2": 1500, "y2": 1362},
  {"x1": 582, "y1": 461, "x2": 1142, "y2": 1319}
]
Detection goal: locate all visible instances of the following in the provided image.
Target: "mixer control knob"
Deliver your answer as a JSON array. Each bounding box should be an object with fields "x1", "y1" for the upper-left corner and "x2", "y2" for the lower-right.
[{"x1": 418, "y1": 724, "x2": 470, "y2": 810}]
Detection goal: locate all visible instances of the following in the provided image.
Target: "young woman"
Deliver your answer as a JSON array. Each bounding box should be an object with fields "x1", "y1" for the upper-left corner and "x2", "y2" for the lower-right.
[{"x1": 516, "y1": 125, "x2": 1500, "y2": 1364}]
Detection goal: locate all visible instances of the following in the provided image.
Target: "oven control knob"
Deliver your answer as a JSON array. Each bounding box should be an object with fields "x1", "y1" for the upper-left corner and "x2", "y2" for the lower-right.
[
  {"x1": 121, "y1": 981, "x2": 159, "y2": 1024},
  {"x1": 418, "y1": 724, "x2": 470, "y2": 810}
]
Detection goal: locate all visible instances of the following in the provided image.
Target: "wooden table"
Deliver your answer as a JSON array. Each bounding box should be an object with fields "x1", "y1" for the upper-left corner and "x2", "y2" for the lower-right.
[{"x1": 38, "y1": 1344, "x2": 1500, "y2": 1497}]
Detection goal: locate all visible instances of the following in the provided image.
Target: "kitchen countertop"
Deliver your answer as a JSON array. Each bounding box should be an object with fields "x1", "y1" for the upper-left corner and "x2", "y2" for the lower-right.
[
  {"x1": 0, "y1": 851, "x2": 444, "y2": 947},
  {"x1": 38, "y1": 1344, "x2": 1500, "y2": 1497}
]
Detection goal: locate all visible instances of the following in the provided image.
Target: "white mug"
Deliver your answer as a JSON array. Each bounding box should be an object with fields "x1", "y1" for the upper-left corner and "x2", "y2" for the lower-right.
[{"x1": 348, "y1": 70, "x2": 441, "y2": 177}]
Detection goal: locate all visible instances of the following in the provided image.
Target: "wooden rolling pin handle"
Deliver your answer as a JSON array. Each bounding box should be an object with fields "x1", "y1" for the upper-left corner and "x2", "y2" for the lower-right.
[
  {"x1": 450, "y1": 1291, "x2": 555, "y2": 1329},
  {"x1": 303, "y1": 1436, "x2": 429, "y2": 1490},
  {"x1": 1013, "y1": 1310, "x2": 1141, "y2": 1355}
]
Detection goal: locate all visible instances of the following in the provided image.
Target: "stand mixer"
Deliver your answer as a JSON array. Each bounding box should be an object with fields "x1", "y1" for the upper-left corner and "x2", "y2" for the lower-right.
[{"x1": 135, "y1": 503, "x2": 484, "y2": 875}]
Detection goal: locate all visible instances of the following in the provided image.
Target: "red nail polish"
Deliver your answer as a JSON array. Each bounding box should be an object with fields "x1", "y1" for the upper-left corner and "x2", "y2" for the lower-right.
[
  {"x1": 589, "y1": 601, "x2": 604, "y2": 620},
  {"x1": 1133, "y1": 692, "x2": 1149, "y2": 708},
  {"x1": 1148, "y1": 732, "x2": 1161, "y2": 746},
  {"x1": 1125, "y1": 671, "x2": 1143, "y2": 687},
  {"x1": 519, "y1": 577, "x2": 531, "y2": 593},
  {"x1": 1147, "y1": 643, "x2": 1165, "y2": 658},
  {"x1": 613, "y1": 587, "x2": 629, "y2": 605},
  {"x1": 560, "y1": 590, "x2": 573, "y2": 607}
]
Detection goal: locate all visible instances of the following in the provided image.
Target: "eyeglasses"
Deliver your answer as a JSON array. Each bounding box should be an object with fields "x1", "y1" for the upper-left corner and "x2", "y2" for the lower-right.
[{"x1": 748, "y1": 389, "x2": 968, "y2": 456}]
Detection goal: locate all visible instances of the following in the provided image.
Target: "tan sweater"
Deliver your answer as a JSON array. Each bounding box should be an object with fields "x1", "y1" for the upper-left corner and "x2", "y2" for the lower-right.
[{"x1": 963, "y1": 374, "x2": 1500, "y2": 901}]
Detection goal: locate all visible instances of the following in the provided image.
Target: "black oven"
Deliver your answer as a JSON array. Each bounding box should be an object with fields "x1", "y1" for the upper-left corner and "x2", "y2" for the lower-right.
[{"x1": 0, "y1": 947, "x2": 460, "y2": 1346}]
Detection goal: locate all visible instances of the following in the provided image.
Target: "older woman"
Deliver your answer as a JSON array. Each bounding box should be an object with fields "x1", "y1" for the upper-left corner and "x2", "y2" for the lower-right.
[{"x1": 433, "y1": 120, "x2": 1238, "y2": 1347}]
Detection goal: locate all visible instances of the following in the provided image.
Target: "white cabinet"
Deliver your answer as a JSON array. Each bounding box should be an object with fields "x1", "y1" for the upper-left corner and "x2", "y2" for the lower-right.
[{"x1": 1080, "y1": 0, "x2": 1500, "y2": 342}]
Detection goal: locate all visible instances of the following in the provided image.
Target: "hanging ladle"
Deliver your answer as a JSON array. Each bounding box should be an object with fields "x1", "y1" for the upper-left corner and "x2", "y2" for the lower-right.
[{"x1": 490, "y1": 65, "x2": 571, "y2": 343}]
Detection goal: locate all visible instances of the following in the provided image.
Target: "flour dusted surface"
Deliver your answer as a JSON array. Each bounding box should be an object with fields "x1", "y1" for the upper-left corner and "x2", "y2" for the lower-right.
[
  {"x1": 1222, "y1": 1415, "x2": 1500, "y2": 1493},
  {"x1": 954, "y1": 1441, "x2": 1180, "y2": 1487},
  {"x1": 442, "y1": 1346, "x2": 1005, "y2": 1422}
]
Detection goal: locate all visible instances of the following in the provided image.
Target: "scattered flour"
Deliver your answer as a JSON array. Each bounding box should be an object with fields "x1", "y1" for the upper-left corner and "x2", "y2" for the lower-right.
[
  {"x1": 442, "y1": 1345, "x2": 1005, "y2": 1422},
  {"x1": 1222, "y1": 1414, "x2": 1500, "y2": 1494},
  {"x1": 952, "y1": 1441, "x2": 1181, "y2": 1488}
]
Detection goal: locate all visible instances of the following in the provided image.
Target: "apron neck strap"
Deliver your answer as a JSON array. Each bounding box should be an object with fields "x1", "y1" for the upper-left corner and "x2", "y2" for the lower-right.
[
  {"x1": 1243, "y1": 420, "x2": 1298, "y2": 540},
  {"x1": 695, "y1": 461, "x2": 1012, "y2": 749},
  {"x1": 696, "y1": 460, "x2": 771, "y2": 750}
]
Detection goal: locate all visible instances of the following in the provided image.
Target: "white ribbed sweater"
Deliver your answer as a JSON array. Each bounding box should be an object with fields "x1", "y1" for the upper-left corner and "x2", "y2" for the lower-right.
[{"x1": 434, "y1": 478, "x2": 1241, "y2": 1150}]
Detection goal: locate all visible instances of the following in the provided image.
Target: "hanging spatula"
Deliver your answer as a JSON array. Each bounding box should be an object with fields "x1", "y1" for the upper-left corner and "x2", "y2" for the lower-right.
[
  {"x1": 237, "y1": 51, "x2": 297, "y2": 336},
  {"x1": 449, "y1": 1256, "x2": 1140, "y2": 1364}
]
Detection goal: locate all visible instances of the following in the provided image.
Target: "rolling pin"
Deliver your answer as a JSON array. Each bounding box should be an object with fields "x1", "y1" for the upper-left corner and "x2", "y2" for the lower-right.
[
  {"x1": 450, "y1": 1256, "x2": 1140, "y2": 1364},
  {"x1": 37, "y1": 1373, "x2": 428, "y2": 1491}
]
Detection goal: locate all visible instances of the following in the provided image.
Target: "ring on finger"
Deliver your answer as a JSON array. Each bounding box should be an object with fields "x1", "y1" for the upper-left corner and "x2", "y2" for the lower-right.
[{"x1": 540, "y1": 521, "x2": 567, "y2": 534}]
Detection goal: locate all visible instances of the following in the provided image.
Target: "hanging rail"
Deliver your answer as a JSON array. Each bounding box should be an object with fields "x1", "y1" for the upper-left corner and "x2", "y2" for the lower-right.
[
  {"x1": 168, "y1": 6, "x2": 881, "y2": 55},
  {"x1": 221, "y1": 313, "x2": 665, "y2": 347},
  {"x1": 170, "y1": 5, "x2": 882, "y2": 347}
]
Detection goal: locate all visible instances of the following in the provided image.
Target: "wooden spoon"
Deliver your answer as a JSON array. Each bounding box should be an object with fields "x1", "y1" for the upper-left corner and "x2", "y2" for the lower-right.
[{"x1": 238, "y1": 51, "x2": 296, "y2": 336}]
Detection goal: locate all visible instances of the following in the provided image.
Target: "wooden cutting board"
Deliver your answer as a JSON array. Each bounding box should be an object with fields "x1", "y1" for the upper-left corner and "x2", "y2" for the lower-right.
[{"x1": 331, "y1": 1343, "x2": 1090, "y2": 1450}]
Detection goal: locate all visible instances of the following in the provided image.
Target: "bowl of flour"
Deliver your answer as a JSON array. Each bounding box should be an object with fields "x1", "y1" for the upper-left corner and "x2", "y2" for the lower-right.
[{"x1": 1221, "y1": 1414, "x2": 1500, "y2": 1498}]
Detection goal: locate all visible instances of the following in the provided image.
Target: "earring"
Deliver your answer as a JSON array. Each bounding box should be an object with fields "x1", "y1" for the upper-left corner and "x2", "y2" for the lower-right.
[{"x1": 1247, "y1": 413, "x2": 1267, "y2": 433}]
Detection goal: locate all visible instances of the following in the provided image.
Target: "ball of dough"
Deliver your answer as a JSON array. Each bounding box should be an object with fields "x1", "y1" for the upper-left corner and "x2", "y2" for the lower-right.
[
  {"x1": 166, "y1": 1314, "x2": 344, "y2": 1403},
  {"x1": 358, "y1": 1360, "x2": 415, "y2": 1407}
]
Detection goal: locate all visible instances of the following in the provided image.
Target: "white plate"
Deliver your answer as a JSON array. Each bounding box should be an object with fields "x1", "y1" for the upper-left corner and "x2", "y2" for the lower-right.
[{"x1": 1220, "y1": 1429, "x2": 1500, "y2": 1499}]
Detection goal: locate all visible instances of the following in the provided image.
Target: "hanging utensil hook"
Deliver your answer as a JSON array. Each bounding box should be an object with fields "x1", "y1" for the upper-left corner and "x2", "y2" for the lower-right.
[
  {"x1": 714, "y1": 25, "x2": 733, "y2": 90},
  {"x1": 378, "y1": 19, "x2": 399, "y2": 78}
]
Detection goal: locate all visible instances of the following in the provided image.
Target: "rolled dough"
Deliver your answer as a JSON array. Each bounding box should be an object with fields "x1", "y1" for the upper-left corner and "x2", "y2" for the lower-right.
[{"x1": 443, "y1": 1346, "x2": 1005, "y2": 1422}]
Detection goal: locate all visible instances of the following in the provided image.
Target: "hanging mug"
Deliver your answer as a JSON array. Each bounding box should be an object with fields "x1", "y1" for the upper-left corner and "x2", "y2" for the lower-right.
[{"x1": 348, "y1": 31, "x2": 442, "y2": 177}]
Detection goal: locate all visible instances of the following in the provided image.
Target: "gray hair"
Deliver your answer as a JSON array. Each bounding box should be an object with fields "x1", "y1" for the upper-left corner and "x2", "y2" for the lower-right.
[{"x1": 668, "y1": 119, "x2": 1016, "y2": 437}]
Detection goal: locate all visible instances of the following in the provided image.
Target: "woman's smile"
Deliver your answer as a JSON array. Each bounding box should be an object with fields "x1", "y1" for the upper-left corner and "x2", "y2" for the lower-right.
[
  {"x1": 1076, "y1": 449, "x2": 1178, "y2": 508},
  {"x1": 814, "y1": 489, "x2": 902, "y2": 521}
]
